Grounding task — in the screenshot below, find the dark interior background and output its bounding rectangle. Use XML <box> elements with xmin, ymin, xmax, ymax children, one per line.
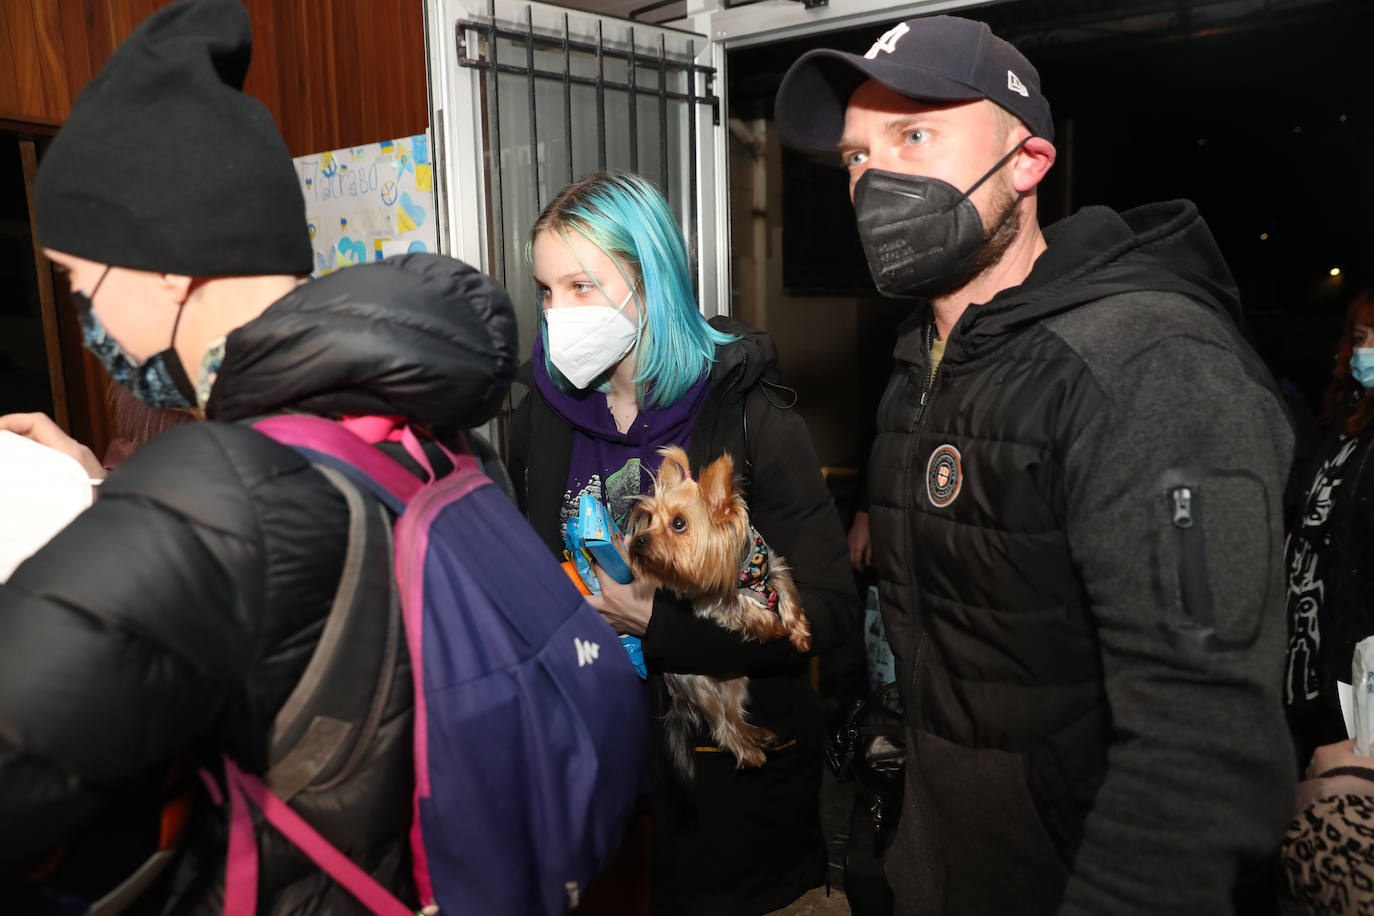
<box><xmin>0</xmin><ymin>135</ymin><xmax>52</xmax><ymax>419</ymax></box>
<box><xmin>729</xmin><ymin>0</ymin><xmax>1373</xmax><ymax>415</ymax></box>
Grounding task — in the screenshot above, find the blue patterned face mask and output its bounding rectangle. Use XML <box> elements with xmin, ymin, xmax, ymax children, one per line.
<box><xmin>1352</xmin><ymin>348</ymin><xmax>1374</xmax><ymax>390</ymax></box>
<box><xmin>72</xmin><ymin>266</ymin><xmax>198</xmax><ymax>409</ymax></box>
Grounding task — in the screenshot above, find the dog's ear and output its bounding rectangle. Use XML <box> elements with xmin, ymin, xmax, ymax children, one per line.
<box><xmin>655</xmin><ymin>445</ymin><xmax>690</xmax><ymax>487</ymax></box>
<box><xmin>698</xmin><ymin>453</ymin><xmax>738</xmax><ymax>518</ymax></box>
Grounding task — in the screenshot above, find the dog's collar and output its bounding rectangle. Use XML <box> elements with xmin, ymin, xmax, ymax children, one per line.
<box><xmin>737</xmin><ymin>526</ymin><xmax>778</xmax><ymax>614</ymax></box>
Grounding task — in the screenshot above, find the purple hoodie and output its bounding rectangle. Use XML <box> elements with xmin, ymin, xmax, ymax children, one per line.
<box><xmin>531</xmin><ymin>334</ymin><xmax>709</xmax><ymax>532</ymax></box>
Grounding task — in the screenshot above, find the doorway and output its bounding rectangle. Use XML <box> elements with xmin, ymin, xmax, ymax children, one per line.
<box><xmin>0</xmin><ymin>126</ymin><xmax>110</xmax><ymax>455</ymax></box>
<box><xmin>0</xmin><ymin>133</ymin><xmax>55</xmax><ymax>418</ymax></box>
<box><xmin>724</xmin><ymin>0</ymin><xmax>1374</xmax><ymax>472</ymax></box>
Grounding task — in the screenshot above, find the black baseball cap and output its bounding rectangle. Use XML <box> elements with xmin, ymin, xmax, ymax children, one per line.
<box><xmin>774</xmin><ymin>15</ymin><xmax>1053</xmax><ymax>150</ymax></box>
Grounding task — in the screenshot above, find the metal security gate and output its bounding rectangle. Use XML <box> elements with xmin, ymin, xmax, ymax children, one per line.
<box><xmin>456</xmin><ymin>4</ymin><xmax>719</xmax><ymax>289</ymax></box>
<box><xmin>425</xmin><ymin>0</ymin><xmax>981</xmax><ymax>338</ymax></box>
<box><xmin>425</xmin><ymin>0</ymin><xmax>722</xmax><ymax>369</ymax></box>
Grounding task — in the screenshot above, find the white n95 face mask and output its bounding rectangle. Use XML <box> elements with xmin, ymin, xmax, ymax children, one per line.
<box><xmin>545</xmin><ymin>288</ymin><xmax>639</xmax><ymax>389</ymax></box>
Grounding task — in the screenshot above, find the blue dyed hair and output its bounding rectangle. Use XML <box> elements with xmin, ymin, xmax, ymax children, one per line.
<box><xmin>529</xmin><ymin>171</ymin><xmax>734</xmax><ymax>408</ymax></box>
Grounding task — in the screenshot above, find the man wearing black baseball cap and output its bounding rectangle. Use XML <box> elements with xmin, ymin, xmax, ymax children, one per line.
<box><xmin>777</xmin><ymin>15</ymin><xmax>1295</xmax><ymax>916</ymax></box>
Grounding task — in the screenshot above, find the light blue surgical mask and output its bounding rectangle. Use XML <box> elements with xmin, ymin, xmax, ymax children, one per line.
<box><xmin>1352</xmin><ymin>348</ymin><xmax>1374</xmax><ymax>390</ymax></box>
<box><xmin>73</xmin><ymin>266</ymin><xmax>198</xmax><ymax>409</ymax></box>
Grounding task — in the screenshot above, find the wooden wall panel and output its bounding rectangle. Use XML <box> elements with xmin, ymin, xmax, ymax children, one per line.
<box><xmin>32</xmin><ymin>1</ymin><xmax>71</xmax><ymax>114</ymax></box>
<box><xmin>241</xmin><ymin>0</ymin><xmax>430</xmax><ymax>155</ymax></box>
<box><xmin>0</xmin><ymin>0</ymin><xmax>428</xmax><ymax>154</ymax></box>
<box><xmin>1</xmin><ymin>0</ymin><xmax>428</xmax><ymax>449</ymax></box>
<box><xmin>7</xmin><ymin>2</ymin><xmax>47</xmax><ymax>115</ymax></box>
<box><xmin>0</xmin><ymin>11</ymin><xmax>19</xmax><ymax>120</ymax></box>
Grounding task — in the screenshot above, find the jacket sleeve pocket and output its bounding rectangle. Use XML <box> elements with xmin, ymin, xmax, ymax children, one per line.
<box><xmin>1150</xmin><ymin>466</ymin><xmax>1271</xmax><ymax>651</ymax></box>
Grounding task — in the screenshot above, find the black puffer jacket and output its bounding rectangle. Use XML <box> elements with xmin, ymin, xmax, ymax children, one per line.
<box><xmin>508</xmin><ymin>318</ymin><xmax>857</xmax><ymax>915</ymax></box>
<box><xmin>0</xmin><ymin>254</ymin><xmax>516</xmax><ymax>913</ymax></box>
<box><xmin>868</xmin><ymin>203</ymin><xmax>1295</xmax><ymax>915</ymax></box>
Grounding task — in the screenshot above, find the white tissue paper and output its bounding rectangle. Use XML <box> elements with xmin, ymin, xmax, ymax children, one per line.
<box><xmin>1353</xmin><ymin>636</ymin><xmax>1374</xmax><ymax>756</ymax></box>
<box><xmin>0</xmin><ymin>430</ymin><xmax>94</xmax><ymax>582</ymax></box>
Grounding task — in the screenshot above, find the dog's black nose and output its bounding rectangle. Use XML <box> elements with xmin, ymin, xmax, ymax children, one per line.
<box><xmin>633</xmin><ymin>533</ymin><xmax>651</xmax><ymax>552</ymax></box>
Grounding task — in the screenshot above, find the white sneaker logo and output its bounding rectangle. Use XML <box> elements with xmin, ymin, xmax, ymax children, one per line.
<box><xmin>1007</xmin><ymin>70</ymin><xmax>1029</xmax><ymax>98</ymax></box>
<box><xmin>865</xmin><ymin>22</ymin><xmax>910</xmax><ymax>60</ymax></box>
<box><xmin>575</xmin><ymin>637</ymin><xmax>600</xmax><ymax>667</ymax></box>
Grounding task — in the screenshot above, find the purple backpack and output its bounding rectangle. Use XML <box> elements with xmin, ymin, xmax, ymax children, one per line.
<box><xmin>211</xmin><ymin>415</ymin><xmax>648</xmax><ymax>915</ymax></box>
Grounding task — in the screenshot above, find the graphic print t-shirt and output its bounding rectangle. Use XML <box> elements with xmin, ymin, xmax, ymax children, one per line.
<box><xmin>1287</xmin><ymin>430</ymin><xmax>1365</xmax><ymax>712</ymax></box>
<box><xmin>530</xmin><ymin>335</ymin><xmax>710</xmax><ymax>534</ymax></box>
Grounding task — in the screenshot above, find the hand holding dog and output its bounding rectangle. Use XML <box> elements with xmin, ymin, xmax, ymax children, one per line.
<box><xmin>587</xmin><ymin>563</ymin><xmax>657</xmax><ymax>636</ymax></box>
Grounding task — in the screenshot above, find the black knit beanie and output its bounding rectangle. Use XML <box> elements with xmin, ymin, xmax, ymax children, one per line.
<box><xmin>33</xmin><ymin>0</ymin><xmax>312</xmax><ymax>277</ymax></box>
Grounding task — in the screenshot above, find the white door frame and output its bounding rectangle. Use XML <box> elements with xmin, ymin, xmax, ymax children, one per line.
<box><xmin>422</xmin><ymin>0</ymin><xmax>998</xmax><ymax>320</ymax></box>
<box><xmin>679</xmin><ymin>0</ymin><xmax>1003</xmax><ymax>49</ymax></box>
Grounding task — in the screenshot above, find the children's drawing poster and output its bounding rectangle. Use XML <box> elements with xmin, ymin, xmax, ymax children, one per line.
<box><xmin>294</xmin><ymin>133</ymin><xmax>437</xmax><ymax>277</ymax></box>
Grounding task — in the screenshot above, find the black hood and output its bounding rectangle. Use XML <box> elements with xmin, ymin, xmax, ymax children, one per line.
<box><xmin>954</xmin><ymin>200</ymin><xmax>1242</xmax><ymax>359</ymax></box>
<box><xmin>708</xmin><ymin>315</ymin><xmax>781</xmax><ymax>393</ymax></box>
<box><xmin>207</xmin><ymin>253</ymin><xmax>518</xmax><ymax>434</ymax></box>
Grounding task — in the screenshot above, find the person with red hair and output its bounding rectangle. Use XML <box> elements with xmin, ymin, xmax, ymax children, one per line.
<box><xmin>1287</xmin><ymin>289</ymin><xmax>1374</xmax><ymax>764</ymax></box>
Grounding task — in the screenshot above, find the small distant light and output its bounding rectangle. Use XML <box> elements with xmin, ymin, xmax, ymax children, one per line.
<box><xmin>1331</xmin><ymin>267</ymin><xmax>1342</xmax><ymax>277</ymax></box>
<box><xmin>1196</xmin><ymin>138</ymin><xmax>1206</xmax><ymax>146</ymax></box>
<box><xmin>1293</xmin><ymin>125</ymin><xmax>1303</xmax><ymax>134</ymax></box>
<box><xmin>1260</xmin><ymin>233</ymin><xmax>1269</xmax><ymax>240</ymax></box>
<box><xmin>1340</xmin><ymin>114</ymin><xmax>1348</xmax><ymax>122</ymax></box>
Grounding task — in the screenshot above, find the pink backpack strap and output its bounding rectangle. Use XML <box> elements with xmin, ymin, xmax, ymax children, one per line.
<box><xmin>339</xmin><ymin>415</ymin><xmax>407</xmax><ymax>444</ymax></box>
<box><xmin>221</xmin><ymin>758</ymin><xmax>415</xmax><ymax>916</ymax></box>
<box><xmin>253</xmin><ymin>415</ymin><xmax>424</xmax><ymax>507</ymax></box>
<box><xmin>341</xmin><ymin>416</ymin><xmax>438</xmax><ymax>481</ymax></box>
<box><xmin>256</xmin><ymin>415</ymin><xmax>480</xmax><ymax>509</ymax></box>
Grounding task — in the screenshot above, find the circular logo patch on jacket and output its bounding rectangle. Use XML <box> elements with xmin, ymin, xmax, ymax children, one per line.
<box><xmin>926</xmin><ymin>445</ymin><xmax>963</xmax><ymax>508</ymax></box>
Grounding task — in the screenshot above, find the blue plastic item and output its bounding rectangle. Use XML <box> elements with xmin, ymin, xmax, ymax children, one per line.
<box><xmin>563</xmin><ymin>495</ymin><xmax>646</xmax><ymax>679</ymax></box>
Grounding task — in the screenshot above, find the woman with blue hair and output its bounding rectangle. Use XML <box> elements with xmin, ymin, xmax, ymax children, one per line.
<box><xmin>508</xmin><ymin>172</ymin><xmax>857</xmax><ymax>914</ymax></box>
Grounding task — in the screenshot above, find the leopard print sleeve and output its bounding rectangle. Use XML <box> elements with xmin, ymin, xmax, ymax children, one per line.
<box><xmin>1283</xmin><ymin>789</ymin><xmax>1374</xmax><ymax>914</ymax></box>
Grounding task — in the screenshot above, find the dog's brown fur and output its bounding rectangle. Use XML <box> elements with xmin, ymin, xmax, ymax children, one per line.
<box><xmin>627</xmin><ymin>446</ymin><xmax>810</xmax><ymax>781</ymax></box>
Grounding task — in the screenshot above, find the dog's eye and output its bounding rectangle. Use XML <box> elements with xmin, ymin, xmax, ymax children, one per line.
<box><xmin>671</xmin><ymin>515</ymin><xmax>687</xmax><ymax>532</ymax></box>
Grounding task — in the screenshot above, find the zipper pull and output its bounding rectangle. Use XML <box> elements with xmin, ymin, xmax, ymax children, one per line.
<box><xmin>1171</xmin><ymin>487</ymin><xmax>1193</xmax><ymax>528</ymax></box>
<box><xmin>915</xmin><ymin>389</ymin><xmax>930</xmax><ymax>424</ymax></box>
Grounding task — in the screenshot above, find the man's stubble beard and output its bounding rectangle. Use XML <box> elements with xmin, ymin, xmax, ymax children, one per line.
<box><xmin>970</xmin><ymin>177</ymin><xmax>1022</xmax><ymax>281</ymax></box>
<box><xmin>926</xmin><ymin>175</ymin><xmax>1022</xmax><ymax>301</ymax></box>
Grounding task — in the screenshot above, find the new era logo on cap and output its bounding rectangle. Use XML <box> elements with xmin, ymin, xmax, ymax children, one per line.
<box><xmin>1007</xmin><ymin>70</ymin><xmax>1029</xmax><ymax>98</ymax></box>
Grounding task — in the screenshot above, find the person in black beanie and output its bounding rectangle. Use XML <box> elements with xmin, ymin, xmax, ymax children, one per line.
<box><xmin>0</xmin><ymin>0</ymin><xmax>517</xmax><ymax>912</ymax></box>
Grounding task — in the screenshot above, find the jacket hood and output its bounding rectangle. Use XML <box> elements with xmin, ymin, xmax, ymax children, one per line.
<box><xmin>207</xmin><ymin>253</ymin><xmax>518</xmax><ymax>433</ymax></box>
<box><xmin>708</xmin><ymin>315</ymin><xmax>780</xmax><ymax>394</ymax></box>
<box><xmin>955</xmin><ymin>200</ymin><xmax>1242</xmax><ymax>358</ymax></box>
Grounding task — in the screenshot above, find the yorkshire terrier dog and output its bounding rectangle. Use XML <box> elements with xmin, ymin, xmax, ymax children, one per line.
<box><xmin>627</xmin><ymin>445</ymin><xmax>810</xmax><ymax>781</ymax></box>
